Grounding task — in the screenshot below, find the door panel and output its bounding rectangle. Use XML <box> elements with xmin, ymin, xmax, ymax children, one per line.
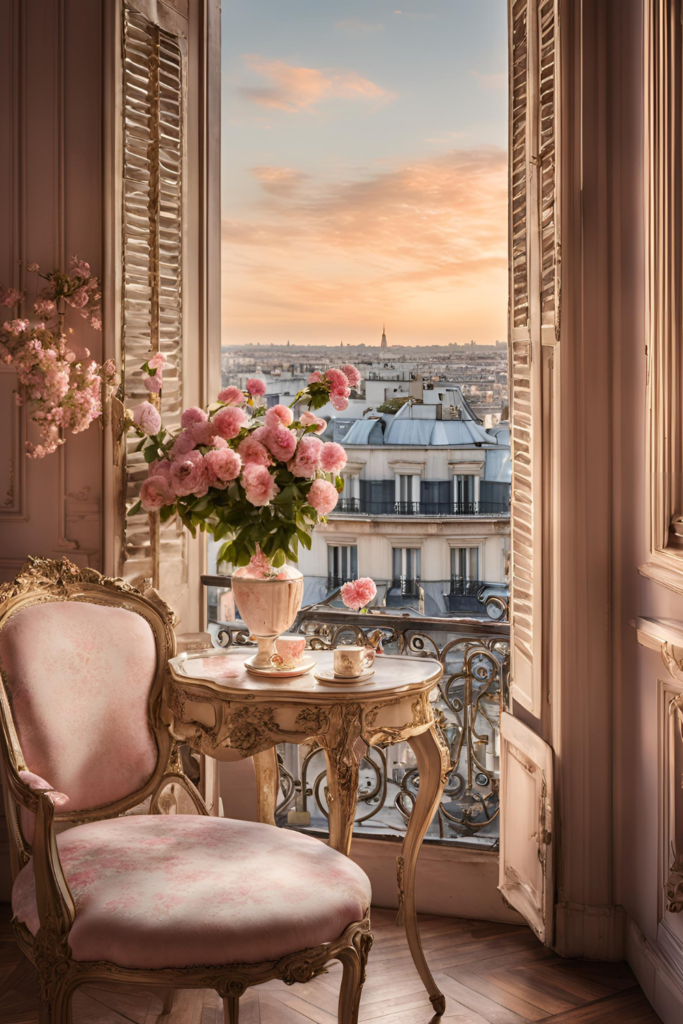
<box><xmin>499</xmin><ymin>710</ymin><xmax>554</xmax><ymax>944</ymax></box>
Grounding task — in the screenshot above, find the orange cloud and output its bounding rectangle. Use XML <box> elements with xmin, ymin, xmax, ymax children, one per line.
<box><xmin>251</xmin><ymin>166</ymin><xmax>308</xmax><ymax>197</ymax></box>
<box><xmin>240</xmin><ymin>55</ymin><xmax>393</xmax><ymax>112</ymax></box>
<box><xmin>222</xmin><ymin>147</ymin><xmax>507</xmax><ymax>345</ymax></box>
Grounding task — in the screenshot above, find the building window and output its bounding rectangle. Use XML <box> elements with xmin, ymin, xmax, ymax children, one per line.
<box><xmin>328</xmin><ymin>545</ymin><xmax>358</xmax><ymax>588</ymax></box>
<box><xmin>393</xmin><ymin>547</ymin><xmax>421</xmax><ymax>581</ymax></box>
<box><xmin>454</xmin><ymin>474</ymin><xmax>479</xmax><ymax>512</ymax></box>
<box><xmin>451</xmin><ymin>547</ymin><xmax>480</xmax><ymax>594</ymax></box>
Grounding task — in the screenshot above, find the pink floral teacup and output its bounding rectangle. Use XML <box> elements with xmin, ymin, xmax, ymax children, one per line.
<box><xmin>271</xmin><ymin>634</ymin><xmax>307</xmax><ymax>670</ymax></box>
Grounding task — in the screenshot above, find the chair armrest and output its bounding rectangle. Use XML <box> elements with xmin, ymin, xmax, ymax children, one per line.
<box><xmin>3</xmin><ymin>766</ymin><xmax>75</xmax><ymax>938</ymax></box>
<box><xmin>18</xmin><ymin>771</ymin><xmax>69</xmax><ymax>808</ymax></box>
<box><xmin>28</xmin><ymin>782</ymin><xmax>76</xmax><ymax>939</ymax></box>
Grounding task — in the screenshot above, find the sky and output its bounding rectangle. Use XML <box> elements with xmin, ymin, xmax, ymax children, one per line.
<box><xmin>221</xmin><ymin>1</ymin><xmax>508</xmax><ymax>348</ymax></box>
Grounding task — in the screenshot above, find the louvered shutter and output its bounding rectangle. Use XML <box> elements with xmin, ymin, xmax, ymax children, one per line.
<box><xmin>121</xmin><ymin>7</ymin><xmax>185</xmax><ymax>582</ymax></box>
<box><xmin>508</xmin><ymin>0</ymin><xmax>560</xmax><ymax>715</ymax></box>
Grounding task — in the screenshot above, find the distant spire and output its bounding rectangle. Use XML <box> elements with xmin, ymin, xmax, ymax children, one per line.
<box><xmin>381</xmin><ymin>323</ymin><xmax>388</xmax><ymax>349</ymax></box>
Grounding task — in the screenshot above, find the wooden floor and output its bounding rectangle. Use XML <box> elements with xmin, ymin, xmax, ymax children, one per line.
<box><xmin>0</xmin><ymin>904</ymin><xmax>661</xmax><ymax>1024</ymax></box>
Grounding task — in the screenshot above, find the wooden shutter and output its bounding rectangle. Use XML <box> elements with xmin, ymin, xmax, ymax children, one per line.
<box><xmin>508</xmin><ymin>0</ymin><xmax>560</xmax><ymax>715</ymax></box>
<box><xmin>121</xmin><ymin>7</ymin><xmax>184</xmax><ymax>581</ymax></box>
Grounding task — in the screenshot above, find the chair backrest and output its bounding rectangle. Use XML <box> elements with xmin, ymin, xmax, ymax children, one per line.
<box><xmin>0</xmin><ymin>559</ymin><xmax>176</xmax><ymax>834</ymax></box>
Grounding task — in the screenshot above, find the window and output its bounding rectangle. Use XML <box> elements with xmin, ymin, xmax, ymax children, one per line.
<box><xmin>454</xmin><ymin>474</ymin><xmax>477</xmax><ymax>511</ymax></box>
<box><xmin>328</xmin><ymin>545</ymin><xmax>358</xmax><ymax>587</ymax></box>
<box><xmin>451</xmin><ymin>546</ymin><xmax>480</xmax><ymax>582</ymax></box>
<box><xmin>393</xmin><ymin>547</ymin><xmax>421</xmax><ymax>581</ymax></box>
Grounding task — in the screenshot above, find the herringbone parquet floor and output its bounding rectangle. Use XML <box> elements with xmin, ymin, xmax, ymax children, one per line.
<box><xmin>0</xmin><ymin>904</ymin><xmax>661</xmax><ymax>1024</ymax></box>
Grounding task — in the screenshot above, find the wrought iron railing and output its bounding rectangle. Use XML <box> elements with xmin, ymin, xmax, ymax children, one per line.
<box><xmin>333</xmin><ymin>499</ymin><xmax>509</xmax><ymax>517</ymax></box>
<box><xmin>327</xmin><ymin>574</ymin><xmax>356</xmax><ymax>589</ymax></box>
<box><xmin>211</xmin><ymin>602</ymin><xmax>509</xmax><ymax>850</ymax></box>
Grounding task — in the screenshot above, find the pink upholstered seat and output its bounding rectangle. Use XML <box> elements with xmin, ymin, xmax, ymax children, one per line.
<box><xmin>12</xmin><ymin>814</ymin><xmax>371</xmax><ymax>970</ymax></box>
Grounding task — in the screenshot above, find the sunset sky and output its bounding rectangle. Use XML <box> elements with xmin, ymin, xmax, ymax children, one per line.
<box><xmin>221</xmin><ymin>1</ymin><xmax>508</xmax><ymax>347</ymax></box>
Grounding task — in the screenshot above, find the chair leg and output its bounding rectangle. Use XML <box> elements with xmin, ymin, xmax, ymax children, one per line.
<box><xmin>223</xmin><ymin>994</ymin><xmax>239</xmax><ymax>1023</ymax></box>
<box><xmin>160</xmin><ymin>987</ymin><xmax>175</xmax><ymax>1014</ymax></box>
<box><xmin>38</xmin><ymin>981</ymin><xmax>73</xmax><ymax>1024</ymax></box>
<box><xmin>337</xmin><ymin>950</ymin><xmax>363</xmax><ymax>1024</ymax></box>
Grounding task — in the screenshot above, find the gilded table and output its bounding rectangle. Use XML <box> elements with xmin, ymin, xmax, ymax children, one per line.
<box><xmin>166</xmin><ymin>647</ymin><xmax>449</xmax><ymax>1016</ymax></box>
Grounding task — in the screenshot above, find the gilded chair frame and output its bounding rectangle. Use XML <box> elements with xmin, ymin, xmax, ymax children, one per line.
<box><xmin>0</xmin><ymin>558</ymin><xmax>372</xmax><ymax>1024</ymax></box>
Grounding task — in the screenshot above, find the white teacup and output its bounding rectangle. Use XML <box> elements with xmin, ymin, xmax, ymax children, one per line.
<box><xmin>271</xmin><ymin>633</ymin><xmax>306</xmax><ymax>670</ymax></box>
<box><xmin>333</xmin><ymin>645</ymin><xmax>376</xmax><ymax>679</ymax></box>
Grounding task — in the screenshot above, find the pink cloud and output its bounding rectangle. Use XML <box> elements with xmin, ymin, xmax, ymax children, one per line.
<box><xmin>240</xmin><ymin>55</ymin><xmax>394</xmax><ymax>112</ymax></box>
<box><xmin>222</xmin><ymin>146</ymin><xmax>507</xmax><ymax>344</ymax></box>
<box><xmin>471</xmin><ymin>70</ymin><xmax>507</xmax><ymax>93</ymax></box>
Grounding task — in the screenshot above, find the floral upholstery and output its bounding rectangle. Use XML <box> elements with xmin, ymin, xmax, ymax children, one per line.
<box><xmin>12</xmin><ymin>815</ymin><xmax>372</xmax><ymax>969</ymax></box>
<box><xmin>0</xmin><ymin>601</ymin><xmax>158</xmax><ymax>814</ymax></box>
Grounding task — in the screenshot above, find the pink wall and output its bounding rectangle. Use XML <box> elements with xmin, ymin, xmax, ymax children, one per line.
<box><xmin>0</xmin><ymin>0</ymin><xmax>106</xmax><ymax>901</ymax></box>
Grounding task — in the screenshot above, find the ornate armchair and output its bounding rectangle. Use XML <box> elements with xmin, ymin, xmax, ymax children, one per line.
<box><xmin>0</xmin><ymin>558</ymin><xmax>372</xmax><ymax>1024</ymax></box>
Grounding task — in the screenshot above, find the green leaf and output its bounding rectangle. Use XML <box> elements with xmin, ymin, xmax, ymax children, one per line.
<box><xmin>127</xmin><ymin>499</ymin><xmax>142</xmax><ymax>517</ymax></box>
<box><xmin>271</xmin><ymin>549</ymin><xmax>286</xmax><ymax>568</ymax></box>
<box><xmin>296</xmin><ymin>528</ymin><xmax>312</xmax><ymax>550</ymax></box>
<box><xmin>143</xmin><ymin>446</ymin><xmax>160</xmax><ymax>464</ymax></box>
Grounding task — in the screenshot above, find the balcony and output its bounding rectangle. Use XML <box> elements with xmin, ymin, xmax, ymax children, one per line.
<box><xmin>207</xmin><ymin>596</ymin><xmax>509</xmax><ymax>852</ymax></box>
<box><xmin>334</xmin><ymin>498</ymin><xmax>509</xmax><ymax>517</ymax></box>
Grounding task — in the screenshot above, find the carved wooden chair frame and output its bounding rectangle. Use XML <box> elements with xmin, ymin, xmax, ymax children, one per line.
<box><xmin>0</xmin><ymin>558</ymin><xmax>372</xmax><ymax>1024</ymax></box>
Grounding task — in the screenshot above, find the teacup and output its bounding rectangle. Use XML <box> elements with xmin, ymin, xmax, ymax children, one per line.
<box><xmin>333</xmin><ymin>645</ymin><xmax>376</xmax><ymax>679</ymax></box>
<box><xmin>271</xmin><ymin>633</ymin><xmax>306</xmax><ymax>670</ymax></box>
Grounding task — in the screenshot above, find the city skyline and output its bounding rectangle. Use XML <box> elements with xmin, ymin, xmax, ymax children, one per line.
<box><xmin>221</xmin><ymin>1</ymin><xmax>508</xmax><ymax>348</ymax></box>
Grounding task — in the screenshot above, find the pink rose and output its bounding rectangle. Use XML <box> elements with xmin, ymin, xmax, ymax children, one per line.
<box><xmin>132</xmin><ymin>401</ymin><xmax>161</xmax><ymax>435</ymax></box>
<box><xmin>246</xmin><ymin>378</ymin><xmax>267</xmax><ymax>396</ymax></box>
<box><xmin>69</xmin><ymin>256</ymin><xmax>91</xmax><ymax>278</ymax></box>
<box><xmin>149</xmin><ymin>352</ymin><xmax>167</xmax><ymax>370</ymax></box>
<box><xmin>307</xmin><ymin>478</ymin><xmax>339</xmax><ymax>515</ymax></box>
<box><xmin>90</xmin><ymin>316</ymin><xmax>102</xmax><ymax>331</ymax></box>
<box><xmin>144</xmin><ymin>374</ymin><xmax>162</xmax><ymax>394</ymax></box>
<box><xmin>263</xmin><ymin>423</ymin><xmax>297</xmax><ymax>462</ymax></box>
<box><xmin>237</xmin><ymin>436</ymin><xmax>271</xmax><ymax>466</ymax></box>
<box><xmin>324</xmin><ymin>368</ymin><xmax>350</xmax><ymax>391</ymax></box>
<box><xmin>300</xmin><ymin>410</ymin><xmax>327</xmax><ymax>434</ymax></box>
<box><xmin>171</xmin><ymin>430</ymin><xmax>196</xmax><ymax>458</ymax></box>
<box><xmin>190</xmin><ymin>421</ymin><xmax>218</xmax><ymax>446</ymax></box>
<box><xmin>340</xmin><ymin>364</ymin><xmax>361</xmax><ymax>388</ymax></box>
<box><xmin>170</xmin><ymin>450</ymin><xmax>208</xmax><ymax>497</ymax></box>
<box><xmin>320</xmin><ymin>441</ymin><xmax>347</xmax><ymax>473</ymax></box>
<box><xmin>181</xmin><ymin>406</ymin><xmax>207</xmax><ymax>428</ymax></box>
<box><xmin>217</xmin><ymin>386</ymin><xmax>246</xmax><ymax>406</ymax></box>
<box><xmin>212</xmin><ymin>436</ymin><xmax>228</xmax><ymax>449</ymax></box>
<box><xmin>330</xmin><ymin>391</ymin><xmax>349</xmax><ymax>411</ymax></box>
<box><xmin>308</xmin><ymin>371</ymin><xmax>322</xmax><ymax>384</ymax></box>
<box><xmin>140</xmin><ymin>475</ymin><xmax>175</xmax><ymax>511</ymax></box>
<box><xmin>289</xmin><ymin>436</ymin><xmax>323</xmax><ymax>478</ymax></box>
<box><xmin>205</xmin><ymin>448</ymin><xmax>242</xmax><ymax>488</ymax></box>
<box><xmin>69</xmin><ymin>287</ymin><xmax>89</xmax><ymax>309</ymax></box>
<box><xmin>149</xmin><ymin>458</ymin><xmax>172</xmax><ymax>479</ymax></box>
<box><xmin>340</xmin><ymin>577</ymin><xmax>377</xmax><ymax>611</ymax></box>
<box><xmin>265</xmin><ymin>404</ymin><xmax>294</xmax><ymax>428</ymax></box>
<box><xmin>241</xmin><ymin>464</ymin><xmax>279</xmax><ymax>506</ymax></box>
<box><xmin>213</xmin><ymin>406</ymin><xmax>248</xmax><ymax>439</ymax></box>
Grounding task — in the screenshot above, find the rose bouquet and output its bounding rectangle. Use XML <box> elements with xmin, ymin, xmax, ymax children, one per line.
<box><xmin>128</xmin><ymin>362</ymin><xmax>362</xmax><ymax>569</ymax></box>
<box><xmin>0</xmin><ymin>258</ymin><xmax>114</xmax><ymax>458</ymax></box>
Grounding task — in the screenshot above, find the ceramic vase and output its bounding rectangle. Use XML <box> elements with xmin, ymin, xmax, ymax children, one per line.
<box><xmin>231</xmin><ymin>569</ymin><xmax>304</xmax><ymax>668</ymax></box>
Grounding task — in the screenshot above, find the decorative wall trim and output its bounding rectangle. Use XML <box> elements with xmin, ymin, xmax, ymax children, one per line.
<box><xmin>639</xmin><ymin>560</ymin><xmax>683</xmax><ymax>598</ymax></box>
<box><xmin>554</xmin><ymin>902</ymin><xmax>626</xmax><ymax>960</ymax></box>
<box><xmin>627</xmin><ymin>916</ymin><xmax>683</xmax><ymax>1024</ymax></box>
<box><xmin>644</xmin><ymin>0</ymin><xmax>683</xmax><ymax>582</ymax></box>
<box><xmin>0</xmin><ymin>368</ymin><xmax>26</xmax><ymax>521</ymax></box>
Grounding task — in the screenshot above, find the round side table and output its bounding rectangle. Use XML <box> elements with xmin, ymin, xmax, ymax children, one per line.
<box><xmin>166</xmin><ymin>647</ymin><xmax>449</xmax><ymax>1017</ymax></box>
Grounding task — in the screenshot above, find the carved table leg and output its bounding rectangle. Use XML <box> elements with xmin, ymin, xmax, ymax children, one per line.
<box><xmin>252</xmin><ymin>746</ymin><xmax>279</xmax><ymax>826</ymax></box>
<box><xmin>323</xmin><ymin>740</ymin><xmax>361</xmax><ymax>856</ymax></box>
<box><xmin>223</xmin><ymin>993</ymin><xmax>239</xmax><ymax>1023</ymax></box>
<box><xmin>401</xmin><ymin>725</ymin><xmax>450</xmax><ymax>1016</ymax></box>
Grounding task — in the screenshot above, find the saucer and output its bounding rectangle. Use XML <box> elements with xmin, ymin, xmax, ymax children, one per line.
<box><xmin>245</xmin><ymin>654</ymin><xmax>317</xmax><ymax>679</ymax></box>
<box><xmin>314</xmin><ymin>667</ymin><xmax>375</xmax><ymax>685</ymax></box>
